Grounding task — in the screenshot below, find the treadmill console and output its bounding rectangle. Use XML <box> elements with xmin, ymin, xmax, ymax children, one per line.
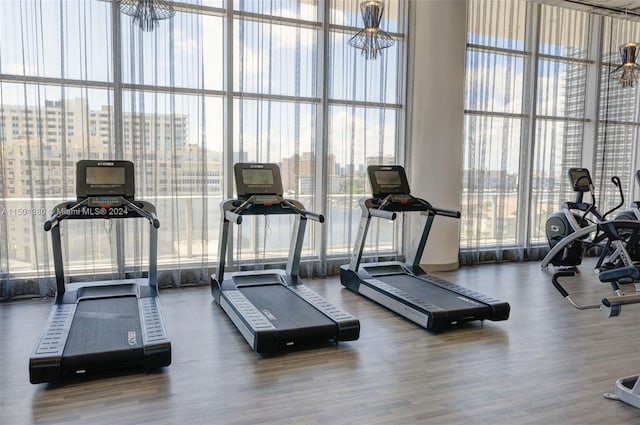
<box><xmin>568</xmin><ymin>168</ymin><xmax>592</xmax><ymax>193</ymax></box>
<box><xmin>367</xmin><ymin>165</ymin><xmax>411</xmax><ymax>199</ymax></box>
<box><xmin>76</xmin><ymin>160</ymin><xmax>135</xmax><ymax>207</ymax></box>
<box><xmin>234</xmin><ymin>163</ymin><xmax>284</xmax><ymax>202</ymax></box>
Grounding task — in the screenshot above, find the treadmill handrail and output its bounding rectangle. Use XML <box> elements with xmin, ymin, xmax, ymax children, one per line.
<box><xmin>282</xmin><ymin>199</ymin><xmax>324</xmax><ymax>223</ymax></box>
<box><xmin>44</xmin><ymin>198</ymin><xmax>89</xmax><ymax>231</ymax></box>
<box><xmin>45</xmin><ymin>197</ymin><xmax>160</xmax><ymax>299</ymax></box>
<box><xmin>370</xmin><ymin>208</ymin><xmax>396</xmax><ymax>220</ymax></box>
<box><xmin>225</xmin><ymin>210</ymin><xmax>243</xmax><ymax>225</ymax></box>
<box><xmin>347</xmin><ymin>195</ymin><xmax>460</xmax><ymax>272</ymax></box>
<box><xmin>121</xmin><ymin>198</ymin><xmax>160</xmax><ymax>229</ymax></box>
<box><xmin>375</xmin><ymin>194</ymin><xmax>462</xmax><ymax>217</ymax></box>
<box><xmin>432</xmin><ymin>207</ymin><xmax>461</xmax><ymax>219</ymax></box>
<box><xmin>214</xmin><ymin>195</ymin><xmax>322</xmax><ymax>284</ymax></box>
<box><xmin>45</xmin><ymin>197</ymin><xmax>160</xmax><ymax>230</ymax></box>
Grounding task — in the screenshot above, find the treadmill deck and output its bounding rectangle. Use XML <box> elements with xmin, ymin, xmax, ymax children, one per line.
<box><xmin>30</xmin><ymin>294</ymin><xmax>171</xmax><ymax>383</ymax></box>
<box><xmin>239</xmin><ymin>285</ymin><xmax>335</xmax><ymax>331</ymax></box>
<box><xmin>219</xmin><ymin>281</ymin><xmax>359</xmax><ymax>353</ymax></box>
<box><xmin>352</xmin><ymin>270</ymin><xmax>507</xmax><ymax>330</ymax></box>
<box><xmin>380</xmin><ymin>274</ymin><xmax>488</xmax><ymax>313</ymax></box>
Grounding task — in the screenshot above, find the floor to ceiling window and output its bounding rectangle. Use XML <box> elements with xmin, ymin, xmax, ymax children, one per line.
<box><xmin>596</xmin><ymin>17</ymin><xmax>640</xmax><ymax>211</ymax></box>
<box><xmin>0</xmin><ymin>0</ymin><xmax>407</xmax><ymax>298</ymax></box>
<box><xmin>463</xmin><ymin>0</ymin><xmax>640</xmax><ymax>263</ymax></box>
<box><xmin>463</xmin><ymin>0</ymin><xmax>529</xmax><ymax>262</ymax></box>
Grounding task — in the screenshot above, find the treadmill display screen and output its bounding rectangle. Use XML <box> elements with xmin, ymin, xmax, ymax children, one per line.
<box><xmin>76</xmin><ymin>160</ymin><xmax>135</xmax><ymax>199</ymax></box>
<box><xmin>86</xmin><ymin>166</ymin><xmax>126</xmax><ymax>186</ymax></box>
<box><xmin>368</xmin><ymin>165</ymin><xmax>411</xmax><ymax>198</ymax></box>
<box><xmin>234</xmin><ymin>163</ymin><xmax>284</xmax><ymax>199</ymax></box>
<box><xmin>374</xmin><ymin>170</ymin><xmax>402</xmax><ymax>190</ymax></box>
<box><xmin>242</xmin><ymin>169</ymin><xmax>275</xmax><ymax>186</ymax></box>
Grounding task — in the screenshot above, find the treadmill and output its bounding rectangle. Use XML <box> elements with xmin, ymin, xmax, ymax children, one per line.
<box><xmin>29</xmin><ymin>160</ymin><xmax>171</xmax><ymax>384</ymax></box>
<box><xmin>211</xmin><ymin>163</ymin><xmax>359</xmax><ymax>353</ymax></box>
<box><xmin>340</xmin><ymin>165</ymin><xmax>510</xmax><ymax>331</ymax></box>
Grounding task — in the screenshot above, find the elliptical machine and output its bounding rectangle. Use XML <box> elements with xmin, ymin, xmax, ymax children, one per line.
<box><xmin>543</xmin><ymin>167</ymin><xmax>624</xmax><ymax>269</ymax></box>
<box><xmin>616</xmin><ymin>170</ymin><xmax>640</xmax><ymax>221</ymax></box>
<box><xmin>550</xmin><ymin>220</ymin><xmax>640</xmax><ymax>408</ymax></box>
<box><xmin>612</xmin><ymin>170</ymin><xmax>640</xmax><ymax>263</ymax></box>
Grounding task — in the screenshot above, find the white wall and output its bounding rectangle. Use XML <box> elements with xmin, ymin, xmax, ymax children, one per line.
<box><xmin>407</xmin><ymin>0</ymin><xmax>466</xmax><ymax>271</ymax></box>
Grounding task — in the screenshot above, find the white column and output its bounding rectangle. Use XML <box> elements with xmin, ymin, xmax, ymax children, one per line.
<box><xmin>407</xmin><ymin>0</ymin><xmax>466</xmax><ymax>271</ymax></box>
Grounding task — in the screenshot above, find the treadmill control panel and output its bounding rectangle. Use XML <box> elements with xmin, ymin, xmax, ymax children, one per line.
<box><xmin>368</xmin><ymin>165</ymin><xmax>411</xmax><ymax>198</ymax></box>
<box><xmin>249</xmin><ymin>195</ymin><xmax>283</xmax><ymax>205</ymax></box>
<box><xmin>87</xmin><ymin>196</ymin><xmax>126</xmax><ymax>207</ymax></box>
<box><xmin>76</xmin><ymin>160</ymin><xmax>135</xmax><ymax>200</ymax></box>
<box><xmin>235</xmin><ymin>163</ymin><xmax>284</xmax><ymax>201</ymax></box>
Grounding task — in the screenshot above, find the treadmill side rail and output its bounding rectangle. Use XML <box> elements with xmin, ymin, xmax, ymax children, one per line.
<box><xmin>138</xmin><ymin>297</ymin><xmax>172</xmax><ymax>368</ymax></box>
<box><xmin>417</xmin><ymin>273</ymin><xmax>511</xmax><ymax>321</ymax></box>
<box><xmin>359</xmin><ymin>282</ymin><xmax>430</xmax><ymax>328</ymax></box>
<box><xmin>221</xmin><ymin>290</ymin><xmax>278</xmax><ymax>352</ymax></box>
<box><xmin>29</xmin><ymin>304</ymin><xmax>77</xmax><ymax>384</ymax></box>
<box><xmin>288</xmin><ymin>285</ymin><xmax>360</xmax><ymax>341</ymax></box>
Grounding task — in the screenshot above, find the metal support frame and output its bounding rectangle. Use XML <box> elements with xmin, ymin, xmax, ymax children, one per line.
<box><xmin>215</xmin><ymin>197</ymin><xmax>314</xmax><ymax>283</ymax></box>
<box><xmin>286</xmin><ymin>216</ymin><xmax>307</xmax><ymax>277</ymax></box>
<box><xmin>214</xmin><ymin>200</ymin><xmax>234</xmax><ymax>284</ymax></box>
<box><xmin>47</xmin><ymin>199</ymin><xmax>160</xmax><ymax>299</ymax></box>
<box><xmin>408</xmin><ymin>211</ymin><xmax>436</xmax><ymax>269</ymax></box>
<box><xmin>348</xmin><ymin>199</ymin><xmax>438</xmax><ymax>272</ymax></box>
<box><xmin>348</xmin><ymin>198</ymin><xmax>376</xmax><ymax>272</ymax></box>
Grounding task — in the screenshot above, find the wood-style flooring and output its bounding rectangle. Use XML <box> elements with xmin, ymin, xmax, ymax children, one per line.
<box><xmin>2</xmin><ymin>260</ymin><xmax>640</xmax><ymax>424</ymax></box>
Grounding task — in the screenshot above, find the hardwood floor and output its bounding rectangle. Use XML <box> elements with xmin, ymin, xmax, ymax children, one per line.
<box><xmin>2</xmin><ymin>260</ymin><xmax>640</xmax><ymax>424</ymax></box>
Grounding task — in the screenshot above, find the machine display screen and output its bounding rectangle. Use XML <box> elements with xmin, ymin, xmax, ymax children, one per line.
<box><xmin>86</xmin><ymin>166</ymin><xmax>126</xmax><ymax>186</ymax></box>
<box><xmin>374</xmin><ymin>170</ymin><xmax>402</xmax><ymax>190</ymax></box>
<box><xmin>234</xmin><ymin>163</ymin><xmax>284</xmax><ymax>198</ymax></box>
<box><xmin>76</xmin><ymin>160</ymin><xmax>135</xmax><ymax>199</ymax></box>
<box><xmin>242</xmin><ymin>169</ymin><xmax>275</xmax><ymax>186</ymax></box>
<box><xmin>368</xmin><ymin>165</ymin><xmax>410</xmax><ymax>197</ymax></box>
<box><xmin>569</xmin><ymin>168</ymin><xmax>591</xmax><ymax>192</ymax></box>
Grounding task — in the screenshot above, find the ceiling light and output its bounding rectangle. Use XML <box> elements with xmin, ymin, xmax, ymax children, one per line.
<box><xmin>119</xmin><ymin>0</ymin><xmax>176</xmax><ymax>32</ymax></box>
<box><xmin>348</xmin><ymin>0</ymin><xmax>395</xmax><ymax>60</ymax></box>
<box><xmin>611</xmin><ymin>42</ymin><xmax>640</xmax><ymax>88</ymax></box>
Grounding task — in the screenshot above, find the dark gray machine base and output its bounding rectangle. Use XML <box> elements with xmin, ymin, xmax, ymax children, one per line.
<box><xmin>29</xmin><ymin>282</ymin><xmax>171</xmax><ymax>384</ymax></box>
<box><xmin>213</xmin><ymin>272</ymin><xmax>359</xmax><ymax>354</ymax></box>
<box><xmin>340</xmin><ymin>264</ymin><xmax>510</xmax><ymax>331</ymax></box>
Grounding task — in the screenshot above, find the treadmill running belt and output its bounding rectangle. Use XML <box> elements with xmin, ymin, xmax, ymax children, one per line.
<box><xmin>379</xmin><ymin>274</ymin><xmax>491</xmax><ymax>313</ymax></box>
<box><xmin>63</xmin><ymin>297</ymin><xmax>144</xmax><ymax>369</ymax></box>
<box><xmin>239</xmin><ymin>285</ymin><xmax>335</xmax><ymax>331</ymax></box>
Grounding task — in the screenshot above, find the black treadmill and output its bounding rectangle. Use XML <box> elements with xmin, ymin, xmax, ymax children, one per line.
<box><xmin>29</xmin><ymin>160</ymin><xmax>171</xmax><ymax>384</ymax></box>
<box><xmin>211</xmin><ymin>163</ymin><xmax>359</xmax><ymax>353</ymax></box>
<box><xmin>340</xmin><ymin>165</ymin><xmax>510</xmax><ymax>331</ymax></box>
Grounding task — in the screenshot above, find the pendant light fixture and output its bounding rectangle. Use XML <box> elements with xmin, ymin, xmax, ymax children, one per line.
<box><xmin>610</xmin><ymin>42</ymin><xmax>640</xmax><ymax>88</ymax></box>
<box><xmin>348</xmin><ymin>0</ymin><xmax>395</xmax><ymax>60</ymax></box>
<box><xmin>119</xmin><ymin>0</ymin><xmax>176</xmax><ymax>32</ymax></box>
